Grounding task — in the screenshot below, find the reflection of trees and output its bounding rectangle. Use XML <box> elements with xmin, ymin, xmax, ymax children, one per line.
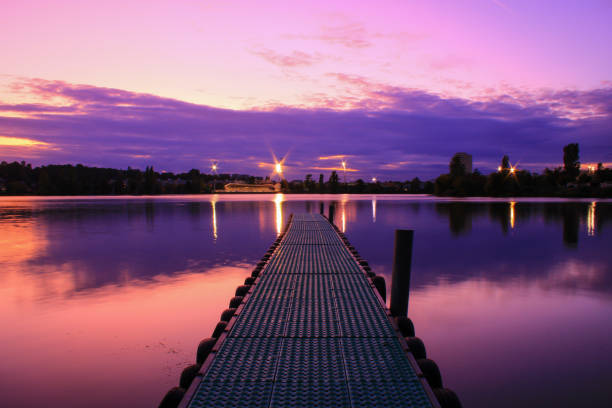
<box><xmin>188</xmin><ymin>202</ymin><xmax>202</xmax><ymax>219</ymax></box>
<box><xmin>596</xmin><ymin>203</ymin><xmax>612</xmax><ymax>234</ymax></box>
<box><xmin>145</xmin><ymin>201</ymin><xmax>155</xmax><ymax>227</ymax></box>
<box><xmin>488</xmin><ymin>203</ymin><xmax>510</xmax><ymax>233</ymax></box>
<box><xmin>562</xmin><ymin>205</ymin><xmax>579</xmax><ymax>248</ymax></box>
<box><xmin>435</xmin><ymin>203</ymin><xmax>485</xmax><ymax>236</ymax></box>
<box><xmin>541</xmin><ymin>203</ymin><xmax>584</xmax><ymax>248</ymax></box>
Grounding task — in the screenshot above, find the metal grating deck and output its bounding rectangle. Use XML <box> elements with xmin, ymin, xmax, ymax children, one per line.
<box><xmin>183</xmin><ymin>213</ymin><xmax>436</xmax><ymax>408</ymax></box>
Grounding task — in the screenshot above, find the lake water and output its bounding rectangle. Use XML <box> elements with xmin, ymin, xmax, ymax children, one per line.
<box><xmin>1</xmin><ymin>194</ymin><xmax>611</xmax><ymax>408</ymax></box>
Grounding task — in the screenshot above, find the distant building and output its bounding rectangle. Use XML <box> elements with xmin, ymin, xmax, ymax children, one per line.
<box><xmin>451</xmin><ymin>152</ymin><xmax>472</xmax><ymax>174</ymax></box>
<box><xmin>224</xmin><ymin>182</ymin><xmax>280</xmax><ymax>193</ymax></box>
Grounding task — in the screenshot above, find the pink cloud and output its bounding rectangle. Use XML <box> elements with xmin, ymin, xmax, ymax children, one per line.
<box><xmin>251</xmin><ymin>49</ymin><xmax>322</xmax><ymax>67</ymax></box>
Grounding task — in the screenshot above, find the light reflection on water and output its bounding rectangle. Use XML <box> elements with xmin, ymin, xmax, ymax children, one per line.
<box><xmin>210</xmin><ymin>195</ymin><xmax>218</xmax><ymax>241</ymax></box>
<box><xmin>274</xmin><ymin>193</ymin><xmax>283</xmax><ymax>236</ymax></box>
<box><xmin>588</xmin><ymin>201</ymin><xmax>596</xmax><ymax>236</ymax></box>
<box><xmin>0</xmin><ymin>195</ymin><xmax>611</xmax><ymax>408</ymax></box>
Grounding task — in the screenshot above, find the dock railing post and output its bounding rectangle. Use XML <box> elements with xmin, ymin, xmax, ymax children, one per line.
<box><xmin>329</xmin><ymin>203</ymin><xmax>335</xmax><ymax>224</ymax></box>
<box><xmin>320</xmin><ymin>202</ymin><xmax>324</xmax><ymax>215</ymax></box>
<box><xmin>390</xmin><ymin>229</ymin><xmax>414</xmax><ymax>317</ymax></box>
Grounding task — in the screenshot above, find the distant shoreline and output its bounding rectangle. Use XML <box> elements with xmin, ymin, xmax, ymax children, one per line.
<box><xmin>1</xmin><ymin>192</ymin><xmax>610</xmax><ymax>200</ymax></box>
<box><xmin>2</xmin><ymin>160</ymin><xmax>610</xmax><ymax>198</ymax></box>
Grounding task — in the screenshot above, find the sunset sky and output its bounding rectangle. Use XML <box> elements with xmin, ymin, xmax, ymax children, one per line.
<box><xmin>1</xmin><ymin>0</ymin><xmax>611</xmax><ymax>179</ymax></box>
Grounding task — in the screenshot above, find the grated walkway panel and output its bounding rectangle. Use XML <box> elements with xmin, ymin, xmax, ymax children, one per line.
<box><xmin>184</xmin><ymin>214</ymin><xmax>435</xmax><ymax>408</ymax></box>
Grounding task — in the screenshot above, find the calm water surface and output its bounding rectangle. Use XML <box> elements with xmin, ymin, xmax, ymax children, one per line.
<box><xmin>0</xmin><ymin>194</ymin><xmax>611</xmax><ymax>407</ymax></box>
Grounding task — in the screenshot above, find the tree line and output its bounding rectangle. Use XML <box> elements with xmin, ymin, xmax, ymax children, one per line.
<box><xmin>434</xmin><ymin>143</ymin><xmax>611</xmax><ymax>197</ymax></box>
<box><xmin>0</xmin><ymin>162</ymin><xmax>433</xmax><ymax>195</ymax></box>
<box><xmin>0</xmin><ymin>163</ymin><xmax>256</xmax><ymax>195</ymax></box>
<box><xmin>280</xmin><ymin>172</ymin><xmax>434</xmax><ymax>194</ymax></box>
<box><xmin>1</xmin><ymin>143</ymin><xmax>609</xmax><ymax>196</ymax></box>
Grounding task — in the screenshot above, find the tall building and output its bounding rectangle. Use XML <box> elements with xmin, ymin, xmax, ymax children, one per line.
<box><xmin>451</xmin><ymin>152</ymin><xmax>473</xmax><ymax>174</ymax></box>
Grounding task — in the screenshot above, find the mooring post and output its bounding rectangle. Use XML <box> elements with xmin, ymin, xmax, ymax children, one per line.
<box><xmin>328</xmin><ymin>203</ymin><xmax>335</xmax><ymax>224</ymax></box>
<box><xmin>320</xmin><ymin>202</ymin><xmax>324</xmax><ymax>215</ymax></box>
<box><xmin>390</xmin><ymin>229</ymin><xmax>414</xmax><ymax>317</ymax></box>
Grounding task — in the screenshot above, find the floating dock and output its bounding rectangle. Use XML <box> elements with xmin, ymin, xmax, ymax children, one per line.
<box><xmin>177</xmin><ymin>213</ymin><xmax>442</xmax><ymax>408</ymax></box>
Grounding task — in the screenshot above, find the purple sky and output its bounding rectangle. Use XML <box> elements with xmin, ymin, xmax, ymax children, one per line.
<box><xmin>1</xmin><ymin>0</ymin><xmax>611</xmax><ymax>180</ymax></box>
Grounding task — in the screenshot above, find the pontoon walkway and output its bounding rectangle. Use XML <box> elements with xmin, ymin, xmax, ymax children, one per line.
<box><xmin>179</xmin><ymin>213</ymin><xmax>440</xmax><ymax>408</ymax></box>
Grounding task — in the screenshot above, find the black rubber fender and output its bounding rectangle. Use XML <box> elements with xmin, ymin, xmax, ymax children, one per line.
<box><xmin>220</xmin><ymin>308</ymin><xmax>236</xmax><ymax>322</ymax></box>
<box><xmin>212</xmin><ymin>321</ymin><xmax>227</xmax><ymax>338</ymax></box>
<box><xmin>179</xmin><ymin>364</ymin><xmax>201</xmax><ymax>389</ymax></box>
<box><xmin>405</xmin><ymin>337</ymin><xmax>426</xmax><ymax>360</ymax></box>
<box><xmin>158</xmin><ymin>387</ymin><xmax>185</xmax><ymax>408</ymax></box>
<box><xmin>433</xmin><ymin>388</ymin><xmax>462</xmax><ymax>408</ymax></box>
<box><xmin>196</xmin><ymin>338</ymin><xmax>216</xmax><ymax>365</ymax></box>
<box><xmin>417</xmin><ymin>358</ymin><xmax>443</xmax><ymax>389</ymax></box>
<box><xmin>229</xmin><ymin>296</ymin><xmax>243</xmax><ymax>308</ymax></box>
<box><xmin>395</xmin><ymin>316</ymin><xmax>415</xmax><ymax>337</ymax></box>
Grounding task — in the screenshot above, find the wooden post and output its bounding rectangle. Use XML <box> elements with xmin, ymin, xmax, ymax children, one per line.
<box><xmin>320</xmin><ymin>202</ymin><xmax>324</xmax><ymax>215</ymax></box>
<box><xmin>329</xmin><ymin>204</ymin><xmax>335</xmax><ymax>224</ymax></box>
<box><xmin>390</xmin><ymin>229</ymin><xmax>414</xmax><ymax>317</ymax></box>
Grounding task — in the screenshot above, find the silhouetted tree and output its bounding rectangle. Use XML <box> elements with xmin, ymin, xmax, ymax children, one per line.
<box><xmin>328</xmin><ymin>171</ymin><xmax>339</xmax><ymax>193</ymax></box>
<box><xmin>144</xmin><ymin>166</ymin><xmax>158</xmax><ymax>194</ymax></box>
<box><xmin>501</xmin><ymin>155</ymin><xmax>510</xmax><ymax>171</ymax></box>
<box><xmin>317</xmin><ymin>174</ymin><xmax>324</xmax><ymax>193</ymax></box>
<box><xmin>563</xmin><ymin>143</ymin><xmax>580</xmax><ymax>180</ymax></box>
<box><xmin>304</xmin><ymin>174</ymin><xmax>314</xmax><ymax>192</ymax></box>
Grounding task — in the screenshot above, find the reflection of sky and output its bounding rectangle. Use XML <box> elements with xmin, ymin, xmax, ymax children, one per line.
<box><xmin>1</xmin><ymin>196</ymin><xmax>611</xmax><ymax>408</ymax></box>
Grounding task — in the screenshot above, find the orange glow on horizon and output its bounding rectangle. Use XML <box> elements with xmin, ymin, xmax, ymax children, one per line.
<box><xmin>0</xmin><ymin>136</ymin><xmax>50</xmax><ymax>147</ymax></box>
<box><xmin>318</xmin><ymin>155</ymin><xmax>351</xmax><ymax>160</ymax></box>
<box><xmin>311</xmin><ymin>166</ymin><xmax>358</xmax><ymax>172</ymax></box>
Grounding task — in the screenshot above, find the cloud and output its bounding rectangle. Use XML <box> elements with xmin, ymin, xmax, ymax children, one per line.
<box><xmin>1</xmin><ymin>78</ymin><xmax>611</xmax><ymax>179</ymax></box>
<box><xmin>492</xmin><ymin>0</ymin><xmax>514</xmax><ymax>14</ymax></box>
<box><xmin>251</xmin><ymin>48</ymin><xmax>322</xmax><ymax>67</ymax></box>
<box><xmin>318</xmin><ymin>155</ymin><xmax>353</xmax><ymax>160</ymax></box>
<box><xmin>311</xmin><ymin>166</ymin><xmax>358</xmax><ymax>172</ymax></box>
<box><xmin>285</xmin><ymin>22</ymin><xmax>372</xmax><ymax>49</ymax></box>
<box><xmin>318</xmin><ymin>23</ymin><xmax>371</xmax><ymax>48</ymax></box>
<box><xmin>0</xmin><ymin>135</ymin><xmax>50</xmax><ymax>147</ymax></box>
